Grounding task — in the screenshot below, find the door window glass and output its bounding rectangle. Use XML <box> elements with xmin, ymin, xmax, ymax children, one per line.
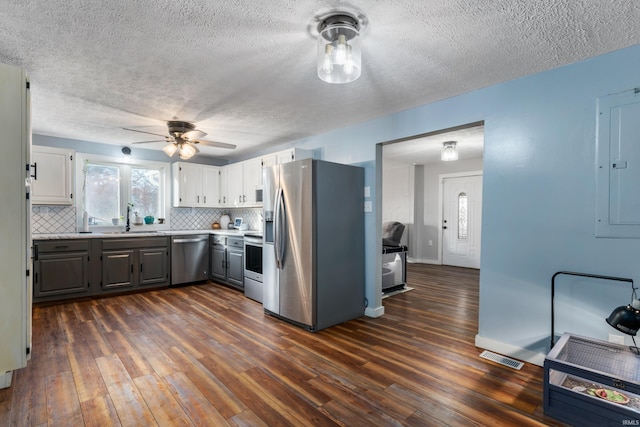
<box><xmin>458</xmin><ymin>192</ymin><xmax>468</xmax><ymax>240</ymax></box>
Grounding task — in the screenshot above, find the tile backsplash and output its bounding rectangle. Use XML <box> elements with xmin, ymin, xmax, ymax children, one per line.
<box><xmin>32</xmin><ymin>205</ymin><xmax>263</xmax><ymax>234</ymax></box>
<box><xmin>170</xmin><ymin>207</ymin><xmax>262</xmax><ymax>231</ymax></box>
<box><xmin>32</xmin><ymin>206</ymin><xmax>77</xmax><ymax>234</ymax></box>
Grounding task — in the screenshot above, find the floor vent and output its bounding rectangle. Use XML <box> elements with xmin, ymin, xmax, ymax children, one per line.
<box><xmin>479</xmin><ymin>350</ymin><xmax>524</xmax><ymax>370</ymax></box>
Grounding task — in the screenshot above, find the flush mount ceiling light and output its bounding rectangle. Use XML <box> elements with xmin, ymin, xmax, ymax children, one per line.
<box><xmin>441</xmin><ymin>141</ymin><xmax>458</xmax><ymax>161</ymax></box>
<box><xmin>317</xmin><ymin>13</ymin><xmax>363</xmax><ymax>84</ymax></box>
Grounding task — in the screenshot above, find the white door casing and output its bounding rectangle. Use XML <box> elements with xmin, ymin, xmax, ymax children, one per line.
<box><xmin>441</xmin><ymin>173</ymin><xmax>482</xmax><ymax>269</ymax></box>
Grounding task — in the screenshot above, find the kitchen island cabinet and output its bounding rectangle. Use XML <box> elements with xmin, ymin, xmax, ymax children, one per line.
<box><xmin>93</xmin><ymin>236</ymin><xmax>170</xmax><ymax>293</ymax></box>
<box><xmin>33</xmin><ymin>239</ymin><xmax>91</xmax><ymax>302</ymax></box>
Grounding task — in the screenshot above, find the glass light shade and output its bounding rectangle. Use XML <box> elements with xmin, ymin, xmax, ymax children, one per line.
<box><xmin>441</xmin><ymin>141</ymin><xmax>458</xmax><ymax>161</ymax></box>
<box><xmin>179</xmin><ymin>144</ymin><xmax>196</xmax><ymax>160</ymax></box>
<box><xmin>162</xmin><ymin>143</ymin><xmax>178</xmax><ymax>157</ymax></box>
<box><xmin>317</xmin><ymin>16</ymin><xmax>361</xmax><ymax>84</ymax></box>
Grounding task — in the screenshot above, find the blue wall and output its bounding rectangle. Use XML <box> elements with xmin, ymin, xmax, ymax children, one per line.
<box><xmin>288</xmin><ymin>44</ymin><xmax>640</xmax><ymax>363</ymax></box>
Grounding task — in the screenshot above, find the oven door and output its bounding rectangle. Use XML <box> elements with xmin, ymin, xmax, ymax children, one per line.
<box><xmin>244</xmin><ymin>238</ymin><xmax>262</xmax><ymax>282</ymax></box>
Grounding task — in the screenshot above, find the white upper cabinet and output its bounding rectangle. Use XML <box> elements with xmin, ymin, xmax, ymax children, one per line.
<box><xmin>225</xmin><ymin>163</ymin><xmax>244</xmax><ymax>207</ymax></box>
<box><xmin>172</xmin><ymin>162</ymin><xmax>221</xmax><ymax>207</ymax></box>
<box><xmin>31</xmin><ymin>146</ymin><xmax>74</xmax><ymax>205</ymax></box>
<box><xmin>275</xmin><ymin>148</ymin><xmax>311</xmax><ymax>164</ymax></box>
<box><xmin>243</xmin><ymin>158</ymin><xmax>263</xmax><ymax>205</ymax></box>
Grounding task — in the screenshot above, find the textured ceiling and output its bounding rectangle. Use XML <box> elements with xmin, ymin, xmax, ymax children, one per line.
<box><xmin>1</xmin><ymin>1</ymin><xmax>639</xmax><ymax>160</ymax></box>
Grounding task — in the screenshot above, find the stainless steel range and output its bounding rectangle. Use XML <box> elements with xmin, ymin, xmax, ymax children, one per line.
<box><xmin>243</xmin><ymin>233</ymin><xmax>263</xmax><ymax>302</ymax></box>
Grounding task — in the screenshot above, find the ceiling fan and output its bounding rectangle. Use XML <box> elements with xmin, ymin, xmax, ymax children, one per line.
<box><xmin>123</xmin><ymin>121</ymin><xmax>236</xmax><ymax>159</ymax></box>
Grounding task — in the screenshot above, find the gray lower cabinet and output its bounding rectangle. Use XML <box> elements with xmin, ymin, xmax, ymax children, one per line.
<box><xmin>227</xmin><ymin>237</ymin><xmax>244</xmax><ymax>289</ymax></box>
<box><xmin>210</xmin><ymin>235</ymin><xmax>244</xmax><ymax>290</ymax></box>
<box><xmin>211</xmin><ymin>236</ymin><xmax>227</xmax><ymax>281</ymax></box>
<box><xmin>95</xmin><ymin>237</ymin><xmax>170</xmax><ymax>293</ymax></box>
<box><xmin>33</xmin><ymin>239</ymin><xmax>91</xmax><ymax>302</ymax></box>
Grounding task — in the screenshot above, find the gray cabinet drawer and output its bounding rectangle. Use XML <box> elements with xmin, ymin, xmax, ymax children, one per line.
<box><xmin>36</xmin><ymin>239</ymin><xmax>89</xmax><ymax>253</ymax></box>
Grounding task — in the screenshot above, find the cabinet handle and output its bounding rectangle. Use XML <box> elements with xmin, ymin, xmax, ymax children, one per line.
<box><xmin>243</xmin><ymin>195</ymin><xmax>246</xmax><ymax>202</ymax></box>
<box><xmin>140</xmin><ymin>264</ymin><xmax>143</xmax><ymax>272</ymax></box>
<box><xmin>34</xmin><ymin>272</ymin><xmax>38</xmax><ymax>283</ymax></box>
<box><xmin>197</xmin><ymin>195</ymin><xmax>200</xmax><ymax>203</ymax></box>
<box><xmin>30</xmin><ymin>162</ymin><xmax>37</xmax><ymax>180</ymax></box>
<box><xmin>131</xmin><ymin>264</ymin><xmax>133</xmax><ymax>273</ymax></box>
<box><xmin>204</xmin><ymin>196</ymin><xmax>206</xmax><ymax>203</ymax></box>
<box><xmin>238</xmin><ymin>195</ymin><xmax>242</xmax><ymax>203</ymax></box>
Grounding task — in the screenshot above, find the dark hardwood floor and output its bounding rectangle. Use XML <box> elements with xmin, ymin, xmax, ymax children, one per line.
<box><xmin>0</xmin><ymin>263</ymin><xmax>566</xmax><ymax>426</ymax></box>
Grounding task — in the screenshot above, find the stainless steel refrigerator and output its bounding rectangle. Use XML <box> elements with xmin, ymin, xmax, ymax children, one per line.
<box><xmin>262</xmin><ymin>158</ymin><xmax>365</xmax><ymax>331</ymax></box>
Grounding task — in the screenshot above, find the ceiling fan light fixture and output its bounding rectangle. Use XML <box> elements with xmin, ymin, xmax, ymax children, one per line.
<box><xmin>317</xmin><ymin>14</ymin><xmax>362</xmax><ymax>84</ymax></box>
<box><xmin>179</xmin><ymin>143</ymin><xmax>197</xmax><ymax>160</ymax></box>
<box><xmin>162</xmin><ymin>143</ymin><xmax>178</xmax><ymax>157</ymax></box>
<box><xmin>441</xmin><ymin>141</ymin><xmax>458</xmax><ymax>161</ymax></box>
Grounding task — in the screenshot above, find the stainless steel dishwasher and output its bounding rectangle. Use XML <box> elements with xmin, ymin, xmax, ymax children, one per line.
<box><xmin>171</xmin><ymin>234</ymin><xmax>209</xmax><ymax>285</ymax></box>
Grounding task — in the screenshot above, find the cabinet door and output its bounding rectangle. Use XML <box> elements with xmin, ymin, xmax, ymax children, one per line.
<box><xmin>173</xmin><ymin>163</ymin><xmax>202</xmax><ymax>207</ymax></box>
<box><xmin>243</xmin><ymin>158</ymin><xmax>263</xmax><ymax>205</ymax></box>
<box><xmin>31</xmin><ymin>146</ymin><xmax>74</xmax><ymax>205</ymax></box>
<box><xmin>219</xmin><ymin>168</ymin><xmax>229</xmax><ymax>206</ymax></box>
<box><xmin>202</xmin><ymin>166</ymin><xmax>220</xmax><ymax>207</ymax></box>
<box><xmin>101</xmin><ymin>250</ymin><xmax>135</xmax><ymax>289</ymax></box>
<box><xmin>227</xmin><ymin>250</ymin><xmax>244</xmax><ymax>288</ymax></box>
<box><xmin>226</xmin><ymin>163</ymin><xmax>244</xmax><ymax>206</ymax></box>
<box><xmin>262</xmin><ymin>154</ymin><xmax>277</xmax><ymax>169</ymax></box>
<box><xmin>276</xmin><ymin>149</ymin><xmax>295</xmax><ymax>164</ymax></box>
<box><xmin>211</xmin><ymin>244</ymin><xmax>227</xmax><ymax>281</ymax></box>
<box><xmin>34</xmin><ymin>251</ymin><xmax>89</xmax><ymax>298</ymax></box>
<box><xmin>139</xmin><ymin>248</ymin><xmax>168</xmax><ymax>287</ymax></box>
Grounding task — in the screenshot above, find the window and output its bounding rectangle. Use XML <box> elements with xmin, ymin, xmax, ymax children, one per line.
<box><xmin>458</xmin><ymin>192</ymin><xmax>468</xmax><ymax>240</ymax></box>
<box><xmin>78</xmin><ymin>154</ymin><xmax>169</xmax><ymax>227</ymax></box>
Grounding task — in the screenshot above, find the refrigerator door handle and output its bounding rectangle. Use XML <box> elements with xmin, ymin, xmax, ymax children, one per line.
<box><xmin>274</xmin><ymin>187</ymin><xmax>283</xmax><ymax>269</ymax></box>
<box><xmin>277</xmin><ymin>187</ymin><xmax>286</xmax><ymax>267</ymax></box>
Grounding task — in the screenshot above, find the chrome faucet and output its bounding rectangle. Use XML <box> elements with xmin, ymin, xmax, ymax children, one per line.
<box><xmin>126</xmin><ymin>205</ymin><xmax>131</xmax><ymax>232</ymax></box>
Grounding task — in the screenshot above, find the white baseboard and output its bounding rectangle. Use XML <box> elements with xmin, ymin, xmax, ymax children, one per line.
<box><xmin>407</xmin><ymin>257</ymin><xmax>440</xmax><ymax>265</ymax></box>
<box><xmin>365</xmin><ymin>305</ymin><xmax>385</xmax><ymax>318</ymax></box>
<box><xmin>0</xmin><ymin>371</ymin><xmax>13</xmax><ymax>389</ymax></box>
<box><xmin>475</xmin><ymin>335</ymin><xmax>546</xmax><ymax>367</ymax></box>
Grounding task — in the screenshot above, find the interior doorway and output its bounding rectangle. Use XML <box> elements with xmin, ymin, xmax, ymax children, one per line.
<box><xmin>441</xmin><ymin>173</ymin><xmax>483</xmax><ymax>269</ymax></box>
<box><xmin>381</xmin><ymin>122</ymin><xmax>484</xmax><ymax>267</ymax></box>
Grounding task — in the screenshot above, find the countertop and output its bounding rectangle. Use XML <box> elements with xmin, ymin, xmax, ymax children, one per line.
<box><xmin>33</xmin><ymin>228</ymin><xmax>263</xmax><ymax>240</ymax></box>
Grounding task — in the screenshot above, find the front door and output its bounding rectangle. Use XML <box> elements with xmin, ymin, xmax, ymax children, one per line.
<box><xmin>442</xmin><ymin>174</ymin><xmax>482</xmax><ymax>269</ymax></box>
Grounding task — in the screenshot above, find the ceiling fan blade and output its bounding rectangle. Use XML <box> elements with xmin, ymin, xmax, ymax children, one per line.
<box><xmin>122</xmin><ymin>127</ymin><xmax>169</xmax><ymax>138</ymax></box>
<box><xmin>182</xmin><ymin>129</ymin><xmax>206</xmax><ymax>140</ymax></box>
<box><xmin>195</xmin><ymin>139</ymin><xmax>237</xmax><ymax>150</ymax></box>
<box><xmin>131</xmin><ymin>139</ymin><xmax>169</xmax><ymax>144</ymax></box>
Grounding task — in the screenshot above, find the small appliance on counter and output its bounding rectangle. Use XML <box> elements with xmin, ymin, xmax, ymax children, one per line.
<box><xmin>234</xmin><ymin>217</ymin><xmax>249</xmax><ymax>230</ymax></box>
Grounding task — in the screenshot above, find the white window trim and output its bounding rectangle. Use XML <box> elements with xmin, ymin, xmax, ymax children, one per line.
<box><xmin>75</xmin><ymin>153</ymin><xmax>171</xmax><ymax>232</ymax></box>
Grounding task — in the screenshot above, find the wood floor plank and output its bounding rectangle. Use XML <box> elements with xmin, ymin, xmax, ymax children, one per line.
<box><xmin>163</xmin><ymin>371</ymin><xmax>230</xmax><ymax>427</ymax></box>
<box><xmin>80</xmin><ymin>395</ymin><xmax>122</xmax><ymax>427</ymax></box>
<box><xmin>67</xmin><ymin>340</ymin><xmax>109</xmax><ymax>403</ymax></box>
<box><xmin>6</xmin><ymin>263</ymin><xmax>569</xmax><ymax>427</ymax></box>
<box><xmin>44</xmin><ymin>370</ymin><xmax>81</xmax><ymax>425</ymax></box>
<box><xmin>167</xmin><ymin>347</ymin><xmax>247</xmax><ymax>419</ymax></box>
<box><xmin>105</xmin><ymin>380</ymin><xmax>157</xmax><ymax>427</ymax></box>
<box><xmin>133</xmin><ymin>373</ymin><xmax>193</xmax><ymax>426</ymax></box>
